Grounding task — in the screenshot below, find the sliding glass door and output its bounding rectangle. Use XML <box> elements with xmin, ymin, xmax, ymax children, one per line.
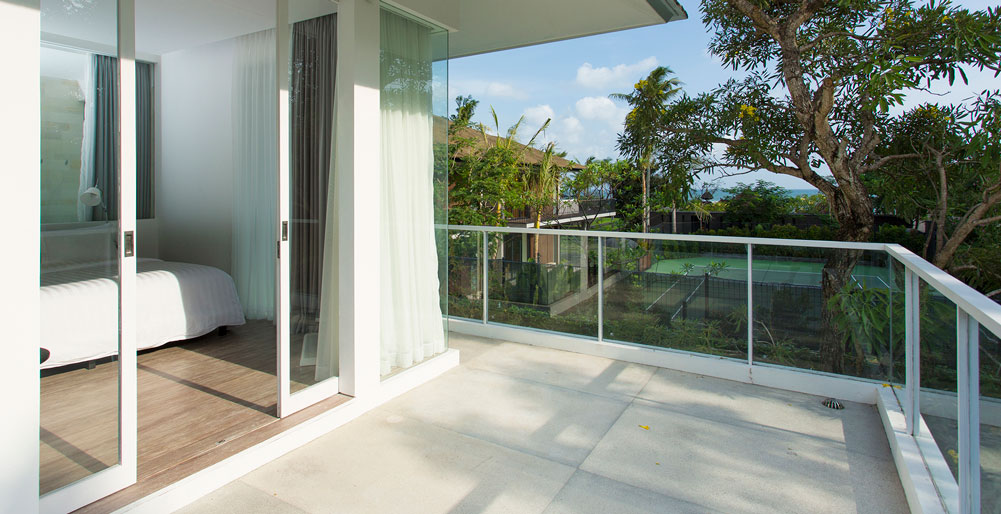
<box><xmin>278</xmin><ymin>0</ymin><xmax>341</xmax><ymax>416</ymax></box>
<box><xmin>38</xmin><ymin>0</ymin><xmax>137</xmax><ymax>510</ymax></box>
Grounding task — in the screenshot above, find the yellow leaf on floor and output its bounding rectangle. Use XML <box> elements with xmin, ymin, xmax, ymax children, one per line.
<box><xmin>639</xmin><ymin>425</ymin><xmax>650</xmax><ymax>430</ymax></box>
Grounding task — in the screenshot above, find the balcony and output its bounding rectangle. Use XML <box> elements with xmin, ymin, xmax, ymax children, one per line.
<box><xmin>179</xmin><ymin>226</ymin><xmax>999</xmax><ymax>513</ymax></box>
<box><xmin>443</xmin><ymin>225</ymin><xmax>1001</xmax><ymax>514</ymax></box>
<box><xmin>182</xmin><ymin>332</ymin><xmax>908</xmax><ymax>513</ymax></box>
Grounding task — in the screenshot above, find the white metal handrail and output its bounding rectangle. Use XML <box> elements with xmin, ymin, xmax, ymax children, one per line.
<box><xmin>442</xmin><ymin>223</ymin><xmax>1001</xmax><ymax>514</ymax></box>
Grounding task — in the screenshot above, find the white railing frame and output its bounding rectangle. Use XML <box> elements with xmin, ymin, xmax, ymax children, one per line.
<box><xmin>446</xmin><ymin>224</ymin><xmax>1001</xmax><ymax>514</ymax></box>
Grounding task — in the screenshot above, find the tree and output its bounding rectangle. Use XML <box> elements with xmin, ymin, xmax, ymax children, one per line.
<box><xmin>560</xmin><ymin>158</ymin><xmax>621</xmax><ymax>230</ymax></box>
<box><xmin>447</xmin><ymin>96</ymin><xmax>548</xmax><ymax>227</ymax></box>
<box><xmin>722</xmin><ymin>180</ymin><xmax>794</xmax><ymax>227</ymax></box>
<box><xmin>611</xmin><ymin>66</ymin><xmax>683</xmax><ymax>233</ymax></box>
<box><xmin>523</xmin><ymin>141</ymin><xmax>562</xmax><ymax>258</ymax></box>
<box><xmin>868</xmin><ymin>94</ymin><xmax>1001</xmax><ymax>271</ymax></box>
<box><xmin>657</xmin><ymin>0</ymin><xmax>1001</xmax><ymax>372</ymax></box>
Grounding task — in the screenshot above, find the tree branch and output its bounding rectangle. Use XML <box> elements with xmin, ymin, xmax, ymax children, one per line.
<box><xmin>726</xmin><ymin>0</ymin><xmax>781</xmax><ymax>39</ymax></box>
<box><xmin>862</xmin><ymin>153</ymin><xmax>922</xmax><ymax>172</ymax></box>
<box><xmin>800</xmin><ymin>31</ymin><xmax>879</xmax><ymax>52</ymax></box>
<box><xmin>975</xmin><ymin>215</ymin><xmax>1001</xmax><ymax>226</ymax></box>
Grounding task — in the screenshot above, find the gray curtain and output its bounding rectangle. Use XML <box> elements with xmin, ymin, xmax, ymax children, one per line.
<box><xmin>92</xmin><ymin>54</ymin><xmax>119</xmax><ymax>221</ymax></box>
<box><xmin>136</xmin><ymin>61</ymin><xmax>155</xmax><ymax>218</ymax></box>
<box><xmin>91</xmin><ymin>56</ymin><xmax>155</xmax><ymax>220</ymax></box>
<box><xmin>290</xmin><ymin>14</ymin><xmax>336</xmax><ymax>332</ymax></box>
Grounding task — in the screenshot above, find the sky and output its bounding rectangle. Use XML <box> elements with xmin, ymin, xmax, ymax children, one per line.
<box><xmin>447</xmin><ymin>0</ymin><xmax>998</xmax><ymax>191</ymax></box>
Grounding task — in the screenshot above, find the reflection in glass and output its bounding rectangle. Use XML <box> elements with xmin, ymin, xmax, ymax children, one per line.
<box><xmin>39</xmin><ymin>0</ymin><xmax>120</xmax><ymax>494</ymax></box>
<box><xmin>288</xmin><ymin>12</ymin><xmax>338</xmax><ymax>392</ymax></box>
<box><xmin>448</xmin><ymin>230</ymin><xmax>484</xmax><ymax>321</ymax></box>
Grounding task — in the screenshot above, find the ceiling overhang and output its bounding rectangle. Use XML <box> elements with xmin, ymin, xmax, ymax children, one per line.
<box><xmin>439</xmin><ymin>0</ymin><xmax>688</xmax><ymax>58</ymax></box>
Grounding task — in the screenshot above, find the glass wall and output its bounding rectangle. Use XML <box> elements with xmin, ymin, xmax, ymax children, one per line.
<box><xmin>379</xmin><ymin>6</ymin><xmax>449</xmax><ymax>377</ymax></box>
<box><xmin>39</xmin><ymin>0</ymin><xmax>120</xmax><ymax>494</ymax></box>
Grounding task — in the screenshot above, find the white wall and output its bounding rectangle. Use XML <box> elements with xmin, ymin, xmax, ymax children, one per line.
<box><xmin>157</xmin><ymin>37</ymin><xmax>235</xmax><ymax>273</ymax></box>
<box><xmin>0</xmin><ymin>0</ymin><xmax>41</xmax><ymax>511</ymax></box>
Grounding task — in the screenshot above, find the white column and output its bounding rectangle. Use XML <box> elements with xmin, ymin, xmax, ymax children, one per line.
<box><xmin>336</xmin><ymin>0</ymin><xmax>381</xmax><ymax>397</ymax></box>
<box><xmin>0</xmin><ymin>1</ymin><xmax>41</xmax><ymax>511</ymax></box>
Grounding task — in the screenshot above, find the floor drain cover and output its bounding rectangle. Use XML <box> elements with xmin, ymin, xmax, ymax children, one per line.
<box><xmin>822</xmin><ymin>398</ymin><xmax>844</xmax><ymax>410</ymax></box>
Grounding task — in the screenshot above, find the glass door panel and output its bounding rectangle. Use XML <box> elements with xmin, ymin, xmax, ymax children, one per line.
<box><xmin>280</xmin><ymin>0</ymin><xmax>341</xmax><ymax>415</ymax></box>
<box><xmin>39</xmin><ymin>0</ymin><xmax>134</xmax><ymax>504</ymax></box>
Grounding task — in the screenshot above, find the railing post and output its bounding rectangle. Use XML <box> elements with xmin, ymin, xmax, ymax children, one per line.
<box><xmin>482</xmin><ymin>230</ymin><xmax>488</xmax><ymax>325</ymax></box>
<box><xmin>747</xmin><ymin>244</ymin><xmax>753</xmax><ymax>367</ymax></box>
<box><xmin>957</xmin><ymin>309</ymin><xmax>980</xmax><ymax>514</ymax></box>
<box><xmin>597</xmin><ymin>236</ymin><xmax>604</xmax><ymax>342</ymax></box>
<box><xmin>904</xmin><ymin>268</ymin><xmax>921</xmax><ymax>435</ymax></box>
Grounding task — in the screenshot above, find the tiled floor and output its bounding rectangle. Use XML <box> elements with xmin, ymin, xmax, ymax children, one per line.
<box><xmin>180</xmin><ymin>333</ymin><xmax>909</xmax><ymax>514</ymax></box>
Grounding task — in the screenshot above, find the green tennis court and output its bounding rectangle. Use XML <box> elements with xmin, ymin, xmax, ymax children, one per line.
<box><xmin>647</xmin><ymin>256</ymin><xmax>895</xmax><ymax>288</ymax></box>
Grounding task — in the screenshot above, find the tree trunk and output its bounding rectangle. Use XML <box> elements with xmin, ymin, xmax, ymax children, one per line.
<box><xmin>818</xmin><ymin>187</ymin><xmax>874</xmax><ymax>374</ymax></box>
<box><xmin>641</xmin><ymin>164</ymin><xmax>649</xmax><ymax>233</ymax></box>
<box><xmin>531</xmin><ymin>214</ymin><xmax>542</xmax><ymax>261</ymax></box>
<box><xmin>672</xmin><ymin>202</ymin><xmax>677</xmax><ymax>234</ymax></box>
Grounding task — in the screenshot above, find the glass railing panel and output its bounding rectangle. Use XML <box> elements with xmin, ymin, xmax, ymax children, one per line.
<box><xmin>982</xmin><ymin>323</ymin><xmax>1000</xmax><ymax>513</ymax></box>
<box><xmin>603</xmin><ymin>238</ymin><xmax>747</xmax><ymax>360</ymax></box>
<box><xmin>751</xmin><ymin>247</ymin><xmax>897</xmax><ymax>380</ymax></box>
<box><xmin>918</xmin><ymin>279</ymin><xmax>959</xmax><ymax>482</ymax></box>
<box><xmin>487</xmin><ymin>234</ymin><xmax>598</xmax><ymax>338</ymax></box>
<box><xmin>447</xmin><ymin>230</ymin><xmax>483</xmax><ymax>321</ymax></box>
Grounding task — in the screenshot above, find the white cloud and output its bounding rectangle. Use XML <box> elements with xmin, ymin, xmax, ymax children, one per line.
<box><xmin>574</xmin><ymin>96</ymin><xmax>628</xmax><ymax>128</ymax></box>
<box><xmin>522</xmin><ymin>104</ymin><xmax>555</xmax><ymax>128</ymax></box>
<box><xmin>450</xmin><ymin>79</ymin><xmax>528</xmax><ymax>100</ymax></box>
<box><xmin>575</xmin><ymin>56</ymin><xmax>659</xmax><ymax>89</ymax></box>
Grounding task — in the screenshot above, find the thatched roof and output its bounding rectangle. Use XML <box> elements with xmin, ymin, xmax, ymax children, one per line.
<box><xmin>433</xmin><ymin>116</ymin><xmax>583</xmax><ymax>170</ymax></box>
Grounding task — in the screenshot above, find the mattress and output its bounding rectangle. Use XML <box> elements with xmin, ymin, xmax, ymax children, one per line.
<box><xmin>41</xmin><ymin>258</ymin><xmax>247</xmax><ymax>369</ymax></box>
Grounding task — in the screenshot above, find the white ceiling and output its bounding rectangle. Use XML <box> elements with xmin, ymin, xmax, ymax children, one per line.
<box><xmin>41</xmin><ymin>0</ymin><xmax>338</xmax><ymax>56</ymax></box>
<box><xmin>447</xmin><ymin>0</ymin><xmax>686</xmax><ymax>58</ymax></box>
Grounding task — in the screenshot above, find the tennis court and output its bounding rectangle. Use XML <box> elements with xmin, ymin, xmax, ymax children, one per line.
<box><xmin>646</xmin><ymin>256</ymin><xmax>895</xmax><ymax>289</ymax></box>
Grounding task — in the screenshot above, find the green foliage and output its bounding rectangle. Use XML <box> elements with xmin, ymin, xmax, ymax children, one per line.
<box><xmin>559</xmin><ymin>158</ymin><xmax>621</xmax><ymax>230</ymax></box>
<box><xmin>788</xmin><ymin>193</ymin><xmax>830</xmax><ymax>215</ymax></box>
<box><xmin>721</xmin><ymin>180</ymin><xmax>794</xmax><ymax>227</ymax></box>
<box><xmin>611</xmin><ymin>67</ymin><xmax>694</xmax><ymax>231</ymax></box>
<box><xmin>446</xmin><ymin>96</ymin><xmax>557</xmax><ymax>227</ymax></box>
<box><xmin>828</xmin><ymin>278</ymin><xmax>903</xmax><ymax>376</ymax></box>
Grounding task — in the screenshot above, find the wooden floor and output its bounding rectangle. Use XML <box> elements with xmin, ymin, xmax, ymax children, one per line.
<box><xmin>40</xmin><ymin>320</ymin><xmax>329</xmax><ymax>496</ymax></box>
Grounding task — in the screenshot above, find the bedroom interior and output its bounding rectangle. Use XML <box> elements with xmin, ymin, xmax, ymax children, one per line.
<box><xmin>37</xmin><ymin>0</ymin><xmax>356</xmax><ymax>495</ymax></box>
<box><xmin>36</xmin><ymin>0</ymin><xmax>449</xmax><ymax>504</ymax></box>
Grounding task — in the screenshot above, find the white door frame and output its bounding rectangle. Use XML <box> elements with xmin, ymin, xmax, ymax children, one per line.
<box><xmin>276</xmin><ymin>0</ymin><xmax>343</xmax><ymax>417</ymax></box>
<box><xmin>39</xmin><ymin>0</ymin><xmax>139</xmax><ymax>511</ymax></box>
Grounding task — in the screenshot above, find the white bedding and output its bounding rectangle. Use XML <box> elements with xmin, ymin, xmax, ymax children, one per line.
<box><xmin>41</xmin><ymin>258</ymin><xmax>247</xmax><ymax>369</ymax></box>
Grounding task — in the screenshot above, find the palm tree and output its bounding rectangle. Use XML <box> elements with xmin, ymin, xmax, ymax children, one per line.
<box><xmin>524</xmin><ymin>142</ymin><xmax>562</xmax><ymax>259</ymax></box>
<box><xmin>610</xmin><ymin>66</ymin><xmax>681</xmax><ymax>233</ymax></box>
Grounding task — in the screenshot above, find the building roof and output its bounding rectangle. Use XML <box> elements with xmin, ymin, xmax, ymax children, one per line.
<box><xmin>434</xmin><ymin>117</ymin><xmax>584</xmax><ymax>170</ymax></box>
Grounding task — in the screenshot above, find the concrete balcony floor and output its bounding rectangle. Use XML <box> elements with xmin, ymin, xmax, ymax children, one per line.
<box><xmin>181</xmin><ymin>334</ymin><xmax>909</xmax><ymax>514</ymax></box>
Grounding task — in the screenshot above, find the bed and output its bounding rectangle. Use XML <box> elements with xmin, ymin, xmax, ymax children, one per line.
<box><xmin>40</xmin><ymin>225</ymin><xmax>246</xmax><ymax>369</ymax></box>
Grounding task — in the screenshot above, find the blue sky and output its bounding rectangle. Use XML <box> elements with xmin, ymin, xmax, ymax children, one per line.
<box><xmin>448</xmin><ymin>0</ymin><xmax>997</xmax><ymax>190</ymax></box>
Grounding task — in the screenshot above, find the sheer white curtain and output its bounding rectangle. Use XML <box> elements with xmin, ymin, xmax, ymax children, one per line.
<box><xmin>77</xmin><ymin>55</ymin><xmax>95</xmax><ymax>222</ymax></box>
<box><xmin>379</xmin><ymin>10</ymin><xmax>445</xmax><ymax>375</ymax></box>
<box><xmin>232</xmin><ymin>29</ymin><xmax>277</xmax><ymax>320</ymax></box>
<box><xmin>314</xmin><ymin>111</ymin><xmax>338</xmax><ymax>381</ymax></box>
